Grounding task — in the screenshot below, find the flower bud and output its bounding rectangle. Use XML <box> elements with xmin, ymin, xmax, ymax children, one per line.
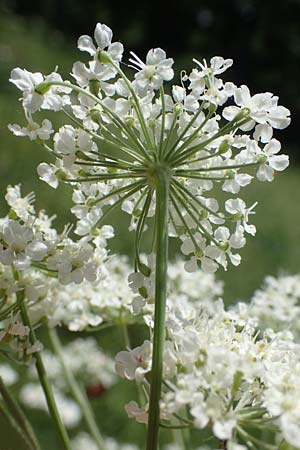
<box><xmin>174</xmin><ymin>103</ymin><xmax>183</xmax><ymax>115</ymax></box>
<box><xmin>124</xmin><ymin>115</ymin><xmax>135</xmax><ymax>127</ymax></box>
<box><xmin>97</xmin><ymin>50</ymin><xmax>112</xmax><ymax>64</ymax></box>
<box><xmin>219</xmin><ymin>140</ymin><xmax>230</xmax><ymax>154</ymax></box>
<box><xmin>139</xmin><ymin>286</ymin><xmax>148</xmax><ymax>299</ymax></box>
<box><xmin>56</xmin><ymin>169</ymin><xmax>67</xmax><ymax>181</ymax></box>
<box><xmin>90</xmin><ymin>108</ymin><xmax>102</xmax><ymax>124</ymax></box>
<box><xmin>89</xmin><ymin>79</ymin><xmax>100</xmax><ymax>96</ymax></box>
<box><xmin>233</xmin><ymin>107</ymin><xmax>251</xmax><ymax>123</ymax></box>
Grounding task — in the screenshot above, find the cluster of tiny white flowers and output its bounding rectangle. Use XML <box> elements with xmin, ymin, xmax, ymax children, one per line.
<box><xmin>116</xmin><ymin>289</ymin><xmax>300</xmax><ymax>449</ymax></box>
<box><xmin>18</xmin><ymin>255</ymin><xmax>222</xmax><ymax>331</ymax></box>
<box><xmin>129</xmin><ymin>257</ymin><xmax>223</xmax><ymax>313</ymax></box>
<box><xmin>9</xmin><ymin>22</ymin><xmax>290</xmax><ymax>275</ymax></box>
<box><xmin>0</xmin><ymin>185</ymin><xmax>111</xmax><ymax>284</ymax></box>
<box><xmin>233</xmin><ymin>273</ymin><xmax>300</xmax><ymax>336</ymax></box>
<box><xmin>43</xmin><ymin>255</ymin><xmax>134</xmax><ymax>331</ymax></box>
<box><xmin>0</xmin><ymin>184</ymin><xmax>114</xmax><ymax>361</ymax></box>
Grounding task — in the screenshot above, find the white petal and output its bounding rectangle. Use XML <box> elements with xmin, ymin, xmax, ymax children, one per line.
<box><xmin>269</xmin><ymin>154</ymin><xmax>289</xmax><ymax>171</ymax></box>
<box><xmin>77</xmin><ymin>35</ymin><xmax>97</xmax><ymax>56</ymax></box>
<box><xmin>94</xmin><ymin>23</ymin><xmax>112</xmax><ymax>49</ymax></box>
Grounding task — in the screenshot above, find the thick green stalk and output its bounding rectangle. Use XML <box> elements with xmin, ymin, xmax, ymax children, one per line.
<box><xmin>18</xmin><ymin>297</ymin><xmax>71</xmax><ymax>450</ymax></box>
<box><xmin>146</xmin><ymin>168</ymin><xmax>170</xmax><ymax>450</ymax></box>
<box><xmin>48</xmin><ymin>328</ymin><xmax>105</xmax><ymax>450</ymax></box>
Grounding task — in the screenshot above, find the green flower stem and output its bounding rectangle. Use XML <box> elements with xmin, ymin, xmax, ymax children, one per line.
<box><xmin>0</xmin><ymin>376</ymin><xmax>41</xmax><ymax>450</ymax></box>
<box><xmin>61</xmin><ymin>108</ymin><xmax>142</xmax><ymax>163</ymax></box>
<box><xmin>146</xmin><ymin>168</ymin><xmax>170</xmax><ymax>450</ymax></box>
<box><xmin>64</xmin><ymin>172</ymin><xmax>143</xmax><ymax>182</ymax></box>
<box><xmin>175</xmin><ymin>161</ymin><xmax>260</xmax><ymax>173</ymax></box>
<box><xmin>172</xmin><ymin>178</ymin><xmax>226</xmax><ymax>220</ymax></box>
<box><xmin>170</xmin><ymin>117</ymin><xmax>251</xmax><ymax>167</ymax></box>
<box><xmin>38</xmin><ymin>80</ymin><xmax>151</xmax><ymax>161</ymax></box>
<box><xmin>164</xmin><ymin>104</ymin><xmax>206</xmax><ymax>161</ymax></box>
<box><xmin>91</xmin><ymin>179</ymin><xmax>146</xmax><ymax>206</ymax></box>
<box><xmin>48</xmin><ymin>328</ymin><xmax>106</xmax><ymax>450</ymax></box>
<box><xmin>94</xmin><ymin>182</ymin><xmax>147</xmax><ymax>228</ymax></box>
<box><xmin>158</xmin><ymin>86</ymin><xmax>166</xmax><ymax>158</ymax></box>
<box><xmin>110</xmin><ymin>62</ymin><xmax>155</xmax><ymax>153</ymax></box>
<box><xmin>18</xmin><ymin>296</ymin><xmax>72</xmax><ymax>450</ymax></box>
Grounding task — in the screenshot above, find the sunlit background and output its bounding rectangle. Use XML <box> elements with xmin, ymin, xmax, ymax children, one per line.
<box><xmin>0</xmin><ymin>0</ymin><xmax>299</xmax><ymax>448</ymax></box>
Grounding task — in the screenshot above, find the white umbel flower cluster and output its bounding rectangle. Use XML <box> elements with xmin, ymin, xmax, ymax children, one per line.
<box><xmin>9</xmin><ymin>22</ymin><xmax>290</xmax><ymax>275</ymax></box>
<box><xmin>233</xmin><ymin>273</ymin><xmax>300</xmax><ymax>336</ymax></box>
<box><xmin>116</xmin><ymin>288</ymin><xmax>300</xmax><ymax>449</ymax></box>
<box><xmin>0</xmin><ymin>185</ymin><xmax>111</xmax><ymax>284</ymax></box>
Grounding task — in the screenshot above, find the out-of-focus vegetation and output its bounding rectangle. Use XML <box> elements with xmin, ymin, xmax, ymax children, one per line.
<box><xmin>3</xmin><ymin>0</ymin><xmax>300</xmax><ymax>158</ymax></box>
<box><xmin>0</xmin><ymin>8</ymin><xmax>299</xmax><ymax>449</ymax></box>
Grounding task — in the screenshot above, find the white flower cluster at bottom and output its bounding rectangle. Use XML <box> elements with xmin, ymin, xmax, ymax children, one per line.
<box><xmin>116</xmin><ymin>271</ymin><xmax>300</xmax><ymax>449</ymax></box>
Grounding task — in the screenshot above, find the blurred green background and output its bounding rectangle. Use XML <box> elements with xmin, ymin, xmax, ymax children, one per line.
<box><xmin>0</xmin><ymin>1</ymin><xmax>299</xmax><ymax>448</ymax></box>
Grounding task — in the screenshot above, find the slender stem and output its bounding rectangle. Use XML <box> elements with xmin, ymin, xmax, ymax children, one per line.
<box><xmin>64</xmin><ymin>172</ymin><xmax>143</xmax><ymax>183</ymax></box>
<box><xmin>170</xmin><ymin>117</ymin><xmax>251</xmax><ymax>167</ymax></box>
<box><xmin>158</xmin><ymin>87</ymin><xmax>166</xmax><ymax>158</ymax></box>
<box><xmin>0</xmin><ymin>376</ymin><xmax>41</xmax><ymax>450</ymax></box>
<box><xmin>164</xmin><ymin>104</ymin><xmax>206</xmax><ymax>161</ymax></box>
<box><xmin>110</xmin><ymin>62</ymin><xmax>155</xmax><ymax>153</ymax></box>
<box><xmin>18</xmin><ymin>295</ymin><xmax>71</xmax><ymax>450</ymax></box>
<box><xmin>146</xmin><ymin>168</ymin><xmax>169</xmax><ymax>450</ymax></box>
<box><xmin>94</xmin><ymin>182</ymin><xmax>147</xmax><ymax>228</ymax></box>
<box><xmin>175</xmin><ymin>160</ymin><xmax>260</xmax><ymax>173</ymax></box>
<box><xmin>39</xmin><ymin>80</ymin><xmax>151</xmax><ymax>160</ymax></box>
<box><xmin>48</xmin><ymin>328</ymin><xmax>105</xmax><ymax>450</ymax></box>
<box><xmin>91</xmin><ymin>179</ymin><xmax>146</xmax><ymax>206</ymax></box>
<box><xmin>172</xmin><ymin>178</ymin><xmax>226</xmax><ymax>220</ymax></box>
<box><xmin>161</xmin><ymin>111</ymin><xmax>178</xmax><ymax>157</ymax></box>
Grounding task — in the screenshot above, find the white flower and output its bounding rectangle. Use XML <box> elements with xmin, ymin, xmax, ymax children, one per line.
<box><xmin>78</xmin><ymin>23</ymin><xmax>113</xmax><ymax>55</ymax></box>
<box><xmin>130</xmin><ymin>48</ymin><xmax>174</xmax><ymax>94</ymax></box>
<box><xmin>222</xmin><ymin>171</ymin><xmax>253</xmax><ymax>194</ymax></box>
<box><xmin>5</xmin><ymin>184</ymin><xmax>35</xmax><ymax>220</ymax></box>
<box><xmin>256</xmin><ymin>139</ymin><xmax>289</xmax><ymax>182</ymax></box>
<box><xmin>9</xmin><ymin>68</ymin><xmax>71</xmax><ymax>113</ymax></box>
<box><xmin>77</xmin><ymin>23</ymin><xmax>123</xmax><ymax>81</ymax></box>
<box><xmin>225</xmin><ymin>198</ymin><xmax>257</xmax><ymax>236</ymax></box>
<box><xmin>37</xmin><ymin>162</ymin><xmax>60</xmax><ymax>188</ymax></box>
<box><xmin>193</xmin><ymin>56</ymin><xmax>234</xmax><ymax>77</ymax></box>
<box><xmin>125</xmin><ymin>401</ymin><xmax>148</xmax><ymax>424</ymax></box>
<box><xmin>0</xmin><ymin>221</ymin><xmax>33</xmax><ymax>269</ymax></box>
<box><xmin>223</xmin><ymin>85</ymin><xmax>291</xmax><ymax>135</ymax></box>
<box><xmin>8</xmin><ymin>118</ymin><xmax>53</xmax><ymax>141</ymax></box>
<box><xmin>115</xmin><ymin>340</ymin><xmax>152</xmax><ymax>382</ymax></box>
